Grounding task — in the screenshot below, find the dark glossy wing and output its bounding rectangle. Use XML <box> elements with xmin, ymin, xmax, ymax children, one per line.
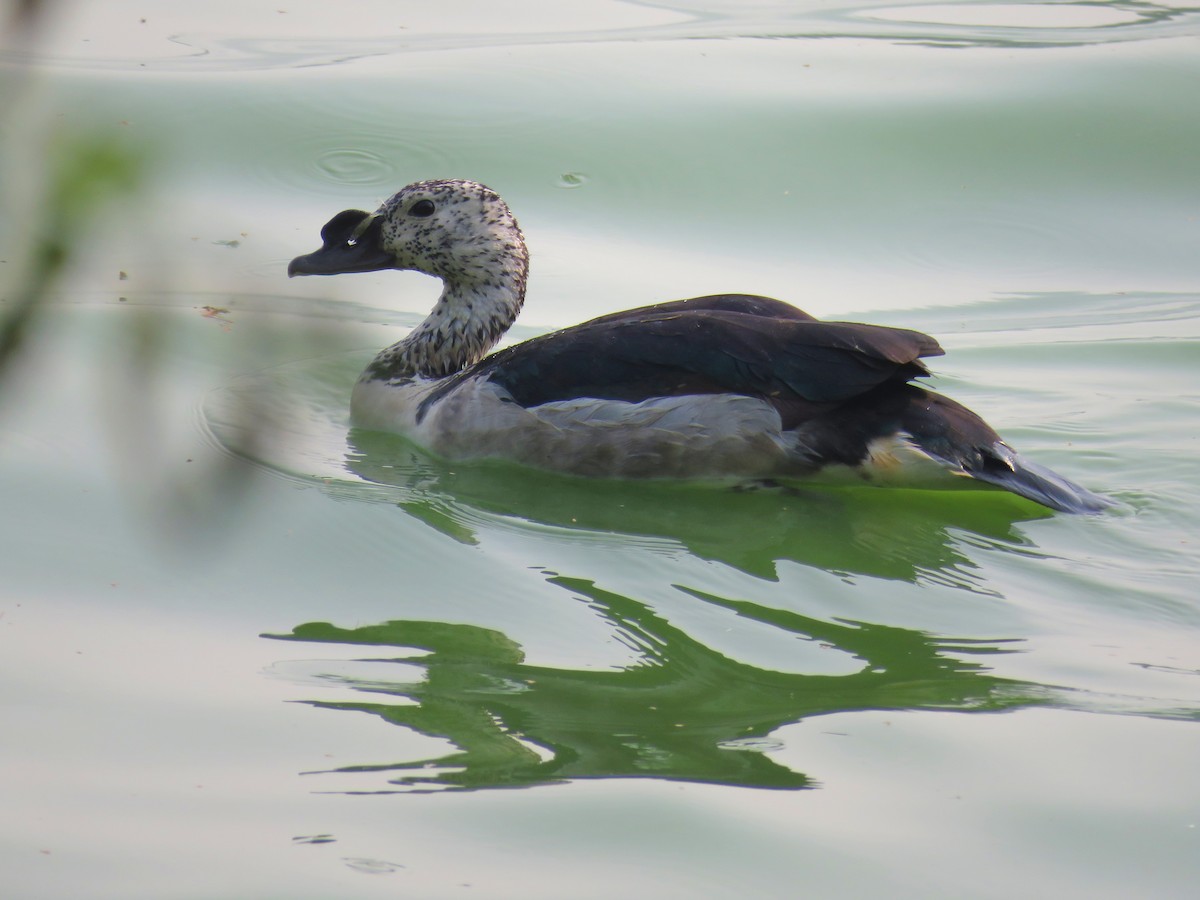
<box><xmin>418</xmin><ymin>295</ymin><xmax>943</xmax><ymax>424</ymax></box>
<box><xmin>580</xmin><ymin>293</ymin><xmax>819</xmax><ymax>325</ymax></box>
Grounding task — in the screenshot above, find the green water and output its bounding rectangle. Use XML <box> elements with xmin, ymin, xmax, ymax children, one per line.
<box><xmin>2</xmin><ymin>2</ymin><xmax>1199</xmax><ymax>897</ymax></box>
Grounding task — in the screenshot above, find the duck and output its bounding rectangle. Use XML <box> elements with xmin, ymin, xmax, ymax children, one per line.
<box><xmin>288</xmin><ymin>178</ymin><xmax>1109</xmax><ymax>514</ymax></box>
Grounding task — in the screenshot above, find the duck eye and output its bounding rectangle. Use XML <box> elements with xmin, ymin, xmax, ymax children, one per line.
<box><xmin>409</xmin><ymin>199</ymin><xmax>436</xmax><ymax>218</ymax></box>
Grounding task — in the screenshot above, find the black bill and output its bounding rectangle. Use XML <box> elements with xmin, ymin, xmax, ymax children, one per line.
<box><xmin>287</xmin><ymin>209</ymin><xmax>393</xmax><ymax>277</ymax></box>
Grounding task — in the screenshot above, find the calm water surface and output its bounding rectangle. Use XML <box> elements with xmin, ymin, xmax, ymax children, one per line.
<box><xmin>2</xmin><ymin>2</ymin><xmax>1199</xmax><ymax>898</ymax></box>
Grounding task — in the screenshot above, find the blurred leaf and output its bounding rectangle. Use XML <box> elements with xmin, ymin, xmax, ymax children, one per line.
<box><xmin>1</xmin><ymin>133</ymin><xmax>146</xmax><ymax>380</ymax></box>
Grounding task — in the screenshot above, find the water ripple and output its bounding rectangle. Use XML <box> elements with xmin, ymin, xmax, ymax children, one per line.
<box><xmin>896</xmin><ymin>203</ymin><xmax>1091</xmax><ymax>278</ymax></box>
<box><xmin>8</xmin><ymin>1</ymin><xmax>1200</xmax><ymax>72</ymax></box>
<box><xmin>557</xmin><ymin>172</ymin><xmax>592</xmax><ymax>190</ymax></box>
<box><xmin>314</xmin><ymin>147</ymin><xmax>396</xmax><ymax>185</ymax></box>
<box><xmin>255</xmin><ymin>133</ymin><xmax>448</xmax><ymax>197</ymax></box>
<box><xmin>840</xmin><ymin>0</ymin><xmax>1197</xmax><ymax>48</ymax></box>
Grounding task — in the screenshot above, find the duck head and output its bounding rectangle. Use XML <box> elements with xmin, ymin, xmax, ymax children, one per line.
<box><xmin>288</xmin><ymin>178</ymin><xmax>529</xmax><ymax>290</ymax></box>
<box><xmin>290</xmin><ymin>179</ymin><xmax>531</xmax><ymax>379</ymax></box>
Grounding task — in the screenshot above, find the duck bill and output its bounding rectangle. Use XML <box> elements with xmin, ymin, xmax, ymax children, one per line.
<box><xmin>287</xmin><ymin>209</ymin><xmax>394</xmax><ymax>277</ymax></box>
<box><xmin>287</xmin><ymin>242</ymin><xmax>394</xmax><ymax>277</ymax></box>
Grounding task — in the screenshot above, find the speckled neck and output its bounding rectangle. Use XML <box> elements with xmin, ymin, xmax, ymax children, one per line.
<box><xmin>363</xmin><ymin>260</ymin><xmax>528</xmax><ymax>382</ymax></box>
<box><xmin>352</xmin><ymin>179</ymin><xmax>532</xmax><ymax>382</ymax></box>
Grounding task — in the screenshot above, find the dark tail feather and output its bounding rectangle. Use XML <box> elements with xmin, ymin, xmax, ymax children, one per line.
<box><xmin>969</xmin><ymin>443</ymin><xmax>1111</xmax><ymax>515</ymax></box>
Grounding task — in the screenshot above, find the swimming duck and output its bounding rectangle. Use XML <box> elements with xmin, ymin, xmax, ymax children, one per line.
<box><xmin>289</xmin><ymin>178</ymin><xmax>1108</xmax><ymax>514</ymax></box>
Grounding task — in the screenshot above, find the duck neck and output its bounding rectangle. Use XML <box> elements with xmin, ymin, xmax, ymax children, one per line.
<box><xmin>364</xmin><ymin>265</ymin><xmax>527</xmax><ymax>382</ymax></box>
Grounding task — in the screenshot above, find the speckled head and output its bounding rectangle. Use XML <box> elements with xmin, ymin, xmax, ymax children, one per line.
<box><xmin>288</xmin><ymin>178</ymin><xmax>529</xmax><ymax>293</ymax></box>
<box><xmin>376</xmin><ymin>179</ymin><xmax>527</xmax><ymax>283</ymax></box>
<box><xmin>293</xmin><ymin>179</ymin><xmax>532</xmax><ymax>381</ymax></box>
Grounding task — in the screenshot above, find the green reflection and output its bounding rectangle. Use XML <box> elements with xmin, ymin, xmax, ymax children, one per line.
<box><xmin>267</xmin><ymin>576</ymin><xmax>1037</xmax><ymax>792</ymax></box>
<box><xmin>346</xmin><ymin>428</ymin><xmax>1051</xmax><ymax>587</ymax></box>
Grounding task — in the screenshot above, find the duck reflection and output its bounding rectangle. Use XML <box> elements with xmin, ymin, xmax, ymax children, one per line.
<box><xmin>344</xmin><ymin>428</ymin><xmax>1051</xmax><ymax>586</ymax></box>
<box><xmin>266</xmin><ymin>575</ymin><xmax>1035</xmax><ymax>793</ymax></box>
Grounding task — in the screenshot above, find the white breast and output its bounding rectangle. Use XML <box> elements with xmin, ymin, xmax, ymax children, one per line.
<box><xmin>350</xmin><ymin>375</ymin><xmax>442</xmax><ymax>434</ymax></box>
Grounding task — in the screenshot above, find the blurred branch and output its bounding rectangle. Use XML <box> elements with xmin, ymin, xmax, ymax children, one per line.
<box><xmin>0</xmin><ymin>137</ymin><xmax>142</xmax><ymax>383</ymax></box>
<box><xmin>0</xmin><ymin>0</ymin><xmax>347</xmax><ymax>545</ymax></box>
<box><xmin>5</xmin><ymin>0</ymin><xmax>48</xmax><ymax>33</ymax></box>
<box><xmin>1</xmin><ymin>0</ymin><xmax>144</xmax><ymax>383</ymax></box>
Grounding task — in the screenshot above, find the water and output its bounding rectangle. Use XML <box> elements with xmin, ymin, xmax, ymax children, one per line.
<box><xmin>2</xmin><ymin>2</ymin><xmax>1199</xmax><ymax>897</ymax></box>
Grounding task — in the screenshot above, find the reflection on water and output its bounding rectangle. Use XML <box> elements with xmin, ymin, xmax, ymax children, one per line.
<box><xmin>265</xmin><ymin>574</ymin><xmax>1033</xmax><ymax>792</ymax></box>
<box><xmin>4</xmin><ymin>2</ymin><xmax>1198</xmax><ymax>894</ymax></box>
<box><xmin>202</xmin><ymin>284</ymin><xmax>1197</xmax><ymax>798</ymax></box>
<box><xmin>344</xmin><ymin>429</ymin><xmax>1050</xmax><ymax>588</ymax></box>
<box><xmin>233</xmin><ymin>287</ymin><xmax>1196</xmax><ymax>795</ymax></box>
<box><xmin>203</xmin><ymin>303</ymin><xmax>1074</xmax><ymax>589</ymax></box>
